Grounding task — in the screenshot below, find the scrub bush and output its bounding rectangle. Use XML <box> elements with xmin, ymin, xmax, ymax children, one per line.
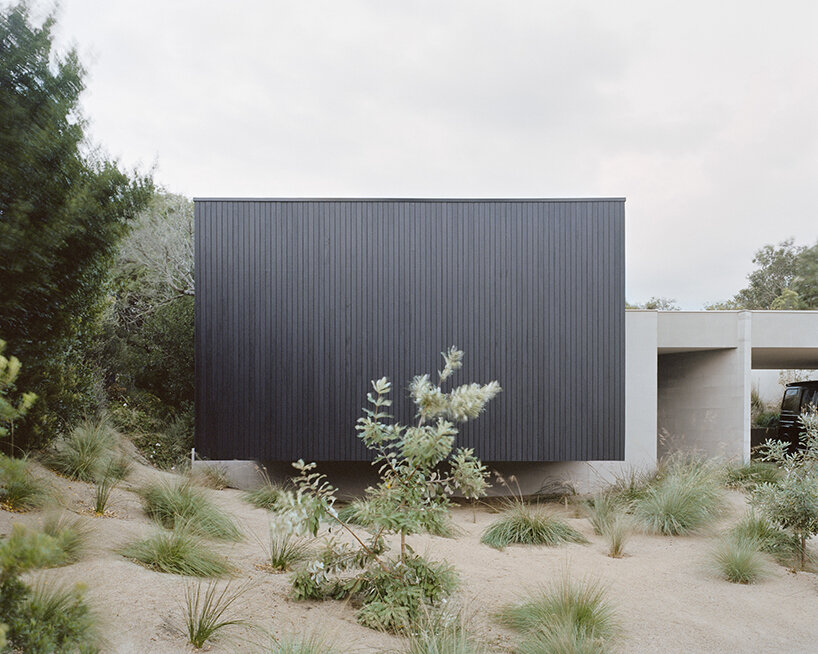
<box><xmin>752</xmin><ymin>410</ymin><xmax>818</xmax><ymax>569</ymax></box>
<box><xmin>244</xmin><ymin>481</ymin><xmax>285</xmax><ymax>511</ymax></box>
<box><xmin>724</xmin><ymin>460</ymin><xmax>781</xmax><ymax>491</ymax></box>
<box><xmin>729</xmin><ymin>511</ymin><xmax>802</xmax><ymax>565</ymax></box>
<box><xmin>281</xmin><ymin>348</ymin><xmax>498</xmax><ymax>632</ymax></box>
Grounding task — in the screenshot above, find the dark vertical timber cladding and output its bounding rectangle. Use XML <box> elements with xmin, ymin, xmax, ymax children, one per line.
<box><xmin>194</xmin><ymin>199</ymin><xmax>625</xmax><ymax>462</ymax></box>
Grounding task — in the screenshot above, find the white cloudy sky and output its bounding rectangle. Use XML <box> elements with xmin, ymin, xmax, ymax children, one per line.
<box><xmin>45</xmin><ymin>0</ymin><xmax>818</xmax><ymax>308</ymax></box>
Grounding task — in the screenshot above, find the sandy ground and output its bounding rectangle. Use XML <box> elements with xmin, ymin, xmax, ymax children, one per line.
<box><xmin>2</xmin><ymin>461</ymin><xmax>817</xmax><ymax>654</ymax></box>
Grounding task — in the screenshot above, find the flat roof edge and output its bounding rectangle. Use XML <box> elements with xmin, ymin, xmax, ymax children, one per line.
<box><xmin>193</xmin><ymin>197</ymin><xmax>627</xmax><ymax>203</ymax></box>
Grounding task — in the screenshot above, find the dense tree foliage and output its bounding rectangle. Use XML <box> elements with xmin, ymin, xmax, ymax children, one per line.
<box><xmin>707</xmin><ymin>239</ymin><xmax>818</xmax><ymax>310</ymax></box>
<box><xmin>101</xmin><ymin>193</ymin><xmax>194</xmax><ymax>466</ymax></box>
<box><xmin>0</xmin><ymin>3</ymin><xmax>152</xmax><ymax>450</ymax></box>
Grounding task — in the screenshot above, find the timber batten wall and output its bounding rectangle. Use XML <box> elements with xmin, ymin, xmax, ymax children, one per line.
<box><xmin>194</xmin><ymin>199</ymin><xmax>625</xmax><ymax>462</ymax></box>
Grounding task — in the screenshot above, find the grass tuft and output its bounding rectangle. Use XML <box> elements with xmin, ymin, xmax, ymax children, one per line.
<box><xmin>121</xmin><ymin>525</ymin><xmax>233</xmax><ymax>577</ymax></box>
<box><xmin>602</xmin><ymin>513</ymin><xmax>631</xmax><ymax>559</ymax></box>
<box><xmin>632</xmin><ymin>457</ymin><xmax>725</xmax><ymax>535</ymax></box>
<box><xmin>262</xmin><ymin>527</ymin><xmax>312</xmax><ymax>572</ymax></box>
<box><xmin>582</xmin><ymin>493</ymin><xmax>623</xmax><ymax>535</ymax></box>
<box><xmin>49</xmin><ymin>419</ymin><xmax>116</xmax><ymax>482</ymax></box>
<box><xmin>191</xmin><ymin>465</ymin><xmax>230</xmax><ymax>490</ymax></box>
<box><xmin>724</xmin><ymin>460</ymin><xmax>781</xmax><ymax>492</ymax></box>
<box><xmin>0</xmin><ymin>454</ymin><xmax>49</xmax><ymax>511</ymax></box>
<box><xmin>499</xmin><ymin>577</ymin><xmax>618</xmax><ymax>654</ymax></box>
<box><xmin>481</xmin><ymin>504</ymin><xmax>587</xmax><ymax>550</ymax></box>
<box><xmin>41</xmin><ymin>513</ymin><xmax>91</xmax><ymax>563</ymax></box>
<box><xmin>244</xmin><ymin>483</ymin><xmax>285</xmax><ymax>511</ymax></box>
<box><xmin>183</xmin><ymin>578</ymin><xmax>251</xmax><ymax>648</ymax></box>
<box><xmin>710</xmin><ymin>535</ymin><xmax>766</xmax><ymax>584</ymax></box>
<box><xmin>139</xmin><ymin>479</ymin><xmax>242</xmax><ymax>541</ymax></box>
<box><xmin>94</xmin><ymin>457</ymin><xmax>130</xmax><ymax>515</ymax></box>
<box><xmin>269</xmin><ymin>632</ymin><xmax>340</xmax><ymax>654</ymax></box>
<box><xmin>407</xmin><ymin>607</ymin><xmax>487</xmax><ymax>654</ymax></box>
<box><xmin>729</xmin><ymin>511</ymin><xmax>803</xmax><ymax>565</ymax></box>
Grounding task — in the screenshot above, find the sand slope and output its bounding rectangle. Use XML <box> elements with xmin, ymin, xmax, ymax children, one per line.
<box><xmin>1</xmin><ymin>462</ymin><xmax>816</xmax><ymax>653</ymax></box>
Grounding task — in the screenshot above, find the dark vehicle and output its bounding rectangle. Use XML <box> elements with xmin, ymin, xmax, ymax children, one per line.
<box><xmin>777</xmin><ymin>380</ymin><xmax>818</xmax><ymax>451</ymax></box>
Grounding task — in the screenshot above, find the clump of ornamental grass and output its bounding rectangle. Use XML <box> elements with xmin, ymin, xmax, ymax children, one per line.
<box><xmin>709</xmin><ymin>535</ymin><xmax>767</xmax><ymax>584</ymax></box>
<box><xmin>602</xmin><ymin>513</ymin><xmax>632</xmax><ymax>559</ymax></box>
<box><xmin>48</xmin><ymin>419</ymin><xmax>116</xmax><ymax>482</ymax></box>
<box><xmin>0</xmin><ymin>453</ymin><xmax>49</xmax><ymax>511</ymax></box>
<box><xmin>183</xmin><ymin>578</ymin><xmax>252</xmax><ymax>649</ymax></box>
<box><xmin>244</xmin><ymin>482</ymin><xmax>285</xmax><ymax>511</ymax></box>
<box><xmin>2</xmin><ymin>577</ymin><xmax>103</xmax><ymax>654</ymax></box>
<box><xmin>729</xmin><ymin>511</ymin><xmax>802</xmax><ymax>565</ymax></box>
<box><xmin>191</xmin><ymin>464</ymin><xmax>230</xmax><ymax>490</ymax></box>
<box><xmin>261</xmin><ymin>523</ymin><xmax>312</xmax><ymax>572</ymax></box>
<box><xmin>139</xmin><ymin>479</ymin><xmax>242</xmax><ymax>541</ymax></box>
<box><xmin>280</xmin><ymin>348</ymin><xmax>498</xmax><ymax>633</ymax></box>
<box><xmin>582</xmin><ymin>492</ymin><xmax>624</xmax><ymax>535</ymax></box>
<box><xmin>269</xmin><ymin>632</ymin><xmax>341</xmax><ymax>654</ymax></box>
<box><xmin>751</xmin><ymin>410</ymin><xmax>818</xmax><ymax>570</ymax></box>
<box><xmin>724</xmin><ymin>460</ymin><xmax>781</xmax><ymax>492</ymax></box>
<box><xmin>607</xmin><ymin>467</ymin><xmax>656</xmax><ymax>505</ymax></box>
<box><xmin>498</xmin><ymin>577</ymin><xmax>619</xmax><ymax>654</ymax></box>
<box><xmin>632</xmin><ymin>456</ymin><xmax>725</xmax><ymax>535</ymax></box>
<box><xmin>481</xmin><ymin>498</ymin><xmax>587</xmax><ymax>550</ymax></box>
<box><xmin>121</xmin><ymin>525</ymin><xmax>233</xmax><ymax>577</ymax></box>
<box><xmin>94</xmin><ymin>456</ymin><xmax>131</xmax><ymax>515</ymax></box>
<box><xmin>407</xmin><ymin>606</ymin><xmax>488</xmax><ymax>654</ymax></box>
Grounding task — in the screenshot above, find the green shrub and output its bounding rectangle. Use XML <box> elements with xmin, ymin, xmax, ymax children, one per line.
<box><xmin>498</xmin><ymin>578</ymin><xmax>618</xmax><ymax>654</ymax></box>
<box><xmin>338</xmin><ymin>498</ymin><xmax>456</xmax><ymax>538</ymax></box>
<box><xmin>751</xmin><ymin>411</ymin><xmax>818</xmax><ymax>569</ymax></box>
<box><xmin>710</xmin><ymin>535</ymin><xmax>766</xmax><ymax>584</ymax></box>
<box><xmin>48</xmin><ymin>420</ymin><xmax>115</xmax><ymax>482</ymax></box>
<box><xmin>2</xmin><ymin>576</ymin><xmax>102</xmax><ymax>654</ymax></box>
<box><xmin>354</xmin><ymin>554</ymin><xmax>459</xmax><ymax>633</ymax></box>
<box><xmin>481</xmin><ymin>503</ymin><xmax>587</xmax><ymax>550</ymax></box>
<box><xmin>0</xmin><ymin>453</ymin><xmax>48</xmax><ymax>511</ymax></box>
<box><xmin>0</xmin><ymin>515</ymin><xmax>89</xmax><ymax>572</ymax></box>
<box><xmin>183</xmin><ymin>579</ymin><xmax>250</xmax><ymax>649</ymax></box>
<box><xmin>633</xmin><ymin>458</ymin><xmax>725</xmax><ymax>535</ymax></box>
<box><xmin>0</xmin><ymin>338</ymin><xmax>37</xmax><ymax>453</ymax></box>
<box><xmin>139</xmin><ymin>479</ymin><xmax>241</xmax><ymax>541</ymax></box>
<box><xmin>724</xmin><ymin>460</ymin><xmax>781</xmax><ymax>491</ymax></box>
<box><xmin>121</xmin><ymin>526</ymin><xmax>233</xmax><ymax>577</ymax></box>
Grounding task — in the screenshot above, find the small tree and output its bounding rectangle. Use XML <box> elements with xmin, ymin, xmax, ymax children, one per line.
<box><xmin>752</xmin><ymin>409</ymin><xmax>818</xmax><ymax>569</ymax></box>
<box><xmin>283</xmin><ymin>347</ymin><xmax>499</xmax><ymax>631</ymax></box>
<box><xmin>0</xmin><ymin>340</ymin><xmax>36</xmax><ymax>454</ymax></box>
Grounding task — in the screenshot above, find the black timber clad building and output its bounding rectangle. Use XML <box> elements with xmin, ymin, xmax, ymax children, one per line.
<box><xmin>194</xmin><ymin>199</ymin><xmax>625</xmax><ymax>463</ymax></box>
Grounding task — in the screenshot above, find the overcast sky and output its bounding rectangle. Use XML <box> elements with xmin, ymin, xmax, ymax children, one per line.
<box><xmin>44</xmin><ymin>1</ymin><xmax>818</xmax><ymax>308</ymax></box>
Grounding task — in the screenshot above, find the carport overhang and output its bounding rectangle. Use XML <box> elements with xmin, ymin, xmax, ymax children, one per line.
<box><xmin>654</xmin><ymin>310</ymin><xmax>818</xmax><ymax>462</ymax></box>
